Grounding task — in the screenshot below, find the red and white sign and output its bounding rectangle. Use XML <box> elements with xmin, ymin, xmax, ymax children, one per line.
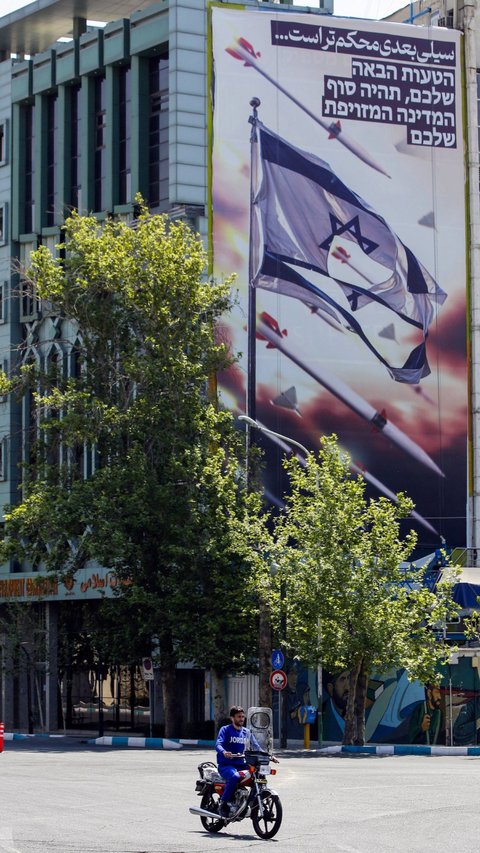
<box><xmin>269</xmin><ymin>670</ymin><xmax>287</xmax><ymax>691</ymax></box>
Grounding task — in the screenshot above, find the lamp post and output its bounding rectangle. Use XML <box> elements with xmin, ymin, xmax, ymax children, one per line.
<box><xmin>20</xmin><ymin>643</ymin><xmax>34</xmax><ymax>734</ymax></box>
<box><xmin>237</xmin><ymin>415</ymin><xmax>323</xmax><ymax>746</ymax></box>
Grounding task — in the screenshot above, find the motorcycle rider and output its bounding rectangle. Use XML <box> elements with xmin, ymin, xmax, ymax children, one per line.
<box><xmin>216</xmin><ymin>705</ymin><xmax>275</xmax><ymax>818</ymax></box>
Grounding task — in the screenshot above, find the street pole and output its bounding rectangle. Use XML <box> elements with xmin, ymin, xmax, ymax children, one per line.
<box><xmin>97</xmin><ymin>663</ymin><xmax>104</xmax><ymax>738</ymax></box>
<box><xmin>280</xmin><ymin>577</ymin><xmax>287</xmax><ymax>750</ymax></box>
<box><xmin>149</xmin><ymin>679</ymin><xmax>153</xmax><ymax>739</ymax></box>
<box><xmin>21</xmin><ymin>644</ymin><xmax>34</xmax><ymax>734</ymax></box>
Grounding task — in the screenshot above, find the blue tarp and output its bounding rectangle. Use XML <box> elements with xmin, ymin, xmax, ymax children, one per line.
<box><xmin>449</xmin><ymin>568</ymin><xmax>480</xmax><ymax>608</ymax></box>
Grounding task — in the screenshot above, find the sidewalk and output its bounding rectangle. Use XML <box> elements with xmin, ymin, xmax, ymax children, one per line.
<box><xmin>3</xmin><ymin>730</ymin><xmax>216</xmax><ymax>749</ymax></box>
<box><xmin>4</xmin><ymin>730</ymin><xmax>480</xmax><ymax>755</ymax></box>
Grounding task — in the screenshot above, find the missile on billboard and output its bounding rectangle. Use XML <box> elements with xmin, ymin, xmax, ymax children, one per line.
<box><xmin>271</xmin><ymin>386</ymin><xmax>302</xmax><ymax>417</ymax></box>
<box><xmin>240</xmin><ymin>410</ymin><xmax>439</xmax><ymax>535</ymax></box>
<box><xmin>412</xmin><ymin>385</ymin><xmax>436</xmax><ymax>406</ymax></box>
<box><xmin>257</xmin><ymin>313</ymin><xmax>445</xmax><ymax>478</ymax></box>
<box><xmin>331</xmin><ymin>244</ymin><xmax>374</xmax><ymax>285</ymax></box>
<box><xmin>309</xmin><ymin>303</ymin><xmax>347</xmax><ymax>335</ymax></box>
<box><xmin>350</xmin><ymin>460</ymin><xmax>439</xmax><ymax>535</ymax></box>
<box><xmin>225</xmin><ymin>37</ymin><xmax>391</xmax><ymax>178</ymax></box>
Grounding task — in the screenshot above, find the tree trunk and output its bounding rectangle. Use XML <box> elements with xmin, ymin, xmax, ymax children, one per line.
<box><xmin>353</xmin><ymin>659</ymin><xmax>368</xmax><ymax>745</ymax></box>
<box><xmin>211</xmin><ymin>669</ymin><xmax>227</xmax><ymax>731</ymax></box>
<box><xmin>258</xmin><ymin>597</ymin><xmax>272</xmax><ymax>708</ymax></box>
<box><xmin>343</xmin><ymin>660</ymin><xmax>362</xmax><ymax>745</ymax></box>
<box><xmin>160</xmin><ymin>660</ymin><xmax>180</xmax><ymax>738</ymax></box>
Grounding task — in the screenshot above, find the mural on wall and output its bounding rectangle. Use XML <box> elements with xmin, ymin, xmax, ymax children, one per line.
<box><xmin>211</xmin><ymin>6</ymin><xmax>468</xmax><ymax>547</ymax></box>
<box><xmin>312</xmin><ymin>657</ymin><xmax>480</xmax><ymax>746</ymax></box>
<box><xmin>321</xmin><ymin>668</ymin><xmax>445</xmax><ymax>744</ymax></box>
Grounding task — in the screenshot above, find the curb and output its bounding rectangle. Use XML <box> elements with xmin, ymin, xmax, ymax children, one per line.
<box><xmin>318</xmin><ymin>744</ymin><xmax>480</xmax><ymax>756</ymax></box>
<box><xmin>4</xmin><ymin>733</ymin><xmax>68</xmax><ymax>741</ymax></box>
<box><xmin>87</xmin><ymin>737</ymin><xmax>216</xmax><ymax>749</ymax></box>
<box><xmin>87</xmin><ymin>736</ymin><xmax>183</xmax><ymax>749</ymax></box>
<box><xmin>3</xmin><ymin>732</ymin><xmax>215</xmax><ymax>749</ymax></box>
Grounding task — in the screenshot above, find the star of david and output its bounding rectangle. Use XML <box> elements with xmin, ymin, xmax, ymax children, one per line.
<box><xmin>319</xmin><ymin>215</ymin><xmax>378</xmax><ymax>256</ymax></box>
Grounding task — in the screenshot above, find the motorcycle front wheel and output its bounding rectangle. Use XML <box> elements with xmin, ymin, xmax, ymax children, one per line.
<box><xmin>251</xmin><ymin>792</ymin><xmax>283</xmax><ymax>839</ymax></box>
<box><xmin>199</xmin><ymin>791</ymin><xmax>226</xmax><ymax>833</ymax></box>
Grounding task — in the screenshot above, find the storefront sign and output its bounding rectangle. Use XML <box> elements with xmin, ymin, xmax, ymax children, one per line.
<box><xmin>0</xmin><ymin>564</ymin><xmax>127</xmax><ymax>602</ymax></box>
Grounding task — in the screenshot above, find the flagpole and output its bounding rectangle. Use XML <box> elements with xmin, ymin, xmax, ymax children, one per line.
<box><xmin>247</xmin><ymin>97</ymin><xmax>260</xmax><ymax>430</ymax></box>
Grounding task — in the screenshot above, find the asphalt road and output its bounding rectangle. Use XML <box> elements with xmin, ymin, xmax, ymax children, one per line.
<box><xmin>1</xmin><ymin>739</ymin><xmax>480</xmax><ymax>852</ymax></box>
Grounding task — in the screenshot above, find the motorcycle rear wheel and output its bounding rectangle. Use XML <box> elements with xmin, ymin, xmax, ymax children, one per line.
<box><xmin>251</xmin><ymin>792</ymin><xmax>283</xmax><ymax>839</ymax></box>
<box><xmin>200</xmin><ymin>791</ymin><xmax>226</xmax><ymax>833</ymax></box>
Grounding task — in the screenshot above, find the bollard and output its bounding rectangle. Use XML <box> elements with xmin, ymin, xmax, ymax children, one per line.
<box><xmin>0</xmin><ymin>722</ymin><xmax>4</xmax><ymax>753</ymax></box>
<box><xmin>303</xmin><ymin>722</ymin><xmax>310</xmax><ymax>749</ymax></box>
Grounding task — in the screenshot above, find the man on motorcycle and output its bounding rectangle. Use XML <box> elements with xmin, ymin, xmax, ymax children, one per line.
<box><xmin>216</xmin><ymin>705</ymin><xmax>263</xmax><ymax>818</ymax></box>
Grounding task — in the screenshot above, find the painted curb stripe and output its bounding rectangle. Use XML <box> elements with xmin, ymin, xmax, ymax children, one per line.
<box><xmin>317</xmin><ymin>744</ymin><xmax>480</xmax><ymax>756</ymax></box>
<box><xmin>86</xmin><ymin>736</ymin><xmax>182</xmax><ymax>749</ymax></box>
<box><xmin>4</xmin><ymin>733</ymin><xmax>65</xmax><ymax>740</ymax></box>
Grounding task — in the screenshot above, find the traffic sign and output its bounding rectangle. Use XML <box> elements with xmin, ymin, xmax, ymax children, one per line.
<box><xmin>271</xmin><ymin>649</ymin><xmax>285</xmax><ymax>670</ymax></box>
<box><xmin>269</xmin><ymin>669</ymin><xmax>287</xmax><ymax>691</ymax></box>
<box><xmin>142</xmin><ymin>657</ymin><xmax>154</xmax><ymax>681</ymax></box>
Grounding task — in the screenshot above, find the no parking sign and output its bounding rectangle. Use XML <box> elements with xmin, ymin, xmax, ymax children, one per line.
<box><xmin>269</xmin><ymin>670</ymin><xmax>287</xmax><ymax>691</ymax></box>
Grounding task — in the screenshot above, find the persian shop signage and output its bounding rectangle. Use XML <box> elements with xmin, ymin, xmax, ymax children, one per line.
<box><xmin>0</xmin><ymin>565</ymin><xmax>123</xmax><ymax>602</ymax></box>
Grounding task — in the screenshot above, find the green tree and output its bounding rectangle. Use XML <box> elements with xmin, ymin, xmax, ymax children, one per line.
<box><xmin>271</xmin><ymin>436</ymin><xmax>458</xmax><ymax>745</ymax></box>
<box><xmin>0</xmin><ymin>203</ymin><xmax>260</xmax><ymax>736</ymax></box>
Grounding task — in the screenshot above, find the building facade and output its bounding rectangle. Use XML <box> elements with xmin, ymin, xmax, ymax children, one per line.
<box><xmin>0</xmin><ymin>0</ymin><xmax>212</xmax><ymax>733</ymax></box>
<box><xmin>0</xmin><ymin>0</ymin><xmax>336</xmax><ymax>734</ymax></box>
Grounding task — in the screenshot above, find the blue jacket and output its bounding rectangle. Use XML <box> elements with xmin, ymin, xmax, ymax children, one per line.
<box><xmin>215</xmin><ymin>724</ymin><xmax>260</xmax><ymax>768</ymax></box>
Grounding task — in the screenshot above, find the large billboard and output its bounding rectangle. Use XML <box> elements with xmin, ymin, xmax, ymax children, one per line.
<box><xmin>211</xmin><ymin>7</ymin><xmax>467</xmax><ymax>548</ymax></box>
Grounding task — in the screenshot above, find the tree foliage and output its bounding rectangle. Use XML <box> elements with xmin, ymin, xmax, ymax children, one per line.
<box><xmin>0</xmin><ymin>202</ymin><xmax>262</xmax><ymax>735</ymax></box>
<box><xmin>270</xmin><ymin>436</ymin><xmax>459</xmax><ymax>744</ymax></box>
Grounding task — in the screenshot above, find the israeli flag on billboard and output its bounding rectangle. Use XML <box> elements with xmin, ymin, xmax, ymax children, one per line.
<box><xmin>251</xmin><ymin>123</ymin><xmax>447</xmax><ymax>384</ymax></box>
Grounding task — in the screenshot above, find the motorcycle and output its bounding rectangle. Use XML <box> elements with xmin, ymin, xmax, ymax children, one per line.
<box><xmin>189</xmin><ymin>750</ymin><xmax>282</xmax><ymax>839</ymax></box>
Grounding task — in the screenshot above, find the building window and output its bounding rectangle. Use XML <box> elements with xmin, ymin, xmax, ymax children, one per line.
<box><xmin>0</xmin><ymin>437</ymin><xmax>8</xmax><ymax>481</ymax></box>
<box><xmin>45</xmin><ymin>347</ymin><xmax>62</xmax><ymax>468</ymax></box>
<box><xmin>0</xmin><ymin>120</ymin><xmax>8</xmax><ymax>166</ymax></box>
<box><xmin>0</xmin><ymin>281</ymin><xmax>8</xmax><ymax>323</ymax></box>
<box><xmin>94</xmin><ymin>76</ymin><xmax>106</xmax><ymax>212</ymax></box>
<box><xmin>70</xmin><ymin>85</ymin><xmax>82</xmax><ymax>212</ymax></box>
<box><xmin>69</xmin><ymin>342</ymin><xmax>85</xmax><ymax>477</ymax></box>
<box><xmin>20</xmin><ymin>281</ymin><xmax>38</xmax><ymax>321</ymax></box>
<box><xmin>119</xmin><ymin>66</ymin><xmax>131</xmax><ymax>205</ymax></box>
<box><xmin>19</xmin><ymin>242</ymin><xmax>40</xmax><ymax>320</ymax></box>
<box><xmin>0</xmin><ymin>359</ymin><xmax>8</xmax><ymax>402</ymax></box>
<box><xmin>148</xmin><ymin>55</ymin><xmax>169</xmax><ymax>210</ymax></box>
<box><xmin>0</xmin><ymin>203</ymin><xmax>7</xmax><ymax>244</ymax></box>
<box><xmin>45</xmin><ymin>95</ymin><xmax>58</xmax><ymax>227</ymax></box>
<box><xmin>23</xmin><ymin>104</ymin><xmax>35</xmax><ymax>233</ymax></box>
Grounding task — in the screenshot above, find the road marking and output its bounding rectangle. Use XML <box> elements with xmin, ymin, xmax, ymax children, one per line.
<box><xmin>0</xmin><ymin>828</ymin><xmax>22</xmax><ymax>853</ymax></box>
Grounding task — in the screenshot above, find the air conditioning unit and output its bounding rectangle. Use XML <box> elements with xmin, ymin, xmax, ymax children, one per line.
<box><xmin>436</xmin><ymin>1</ymin><xmax>457</xmax><ymax>28</ymax></box>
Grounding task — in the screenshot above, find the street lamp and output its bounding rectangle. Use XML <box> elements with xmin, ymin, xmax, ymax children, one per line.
<box><xmin>237</xmin><ymin>415</ymin><xmax>323</xmax><ymax>746</ymax></box>
<box><xmin>20</xmin><ymin>643</ymin><xmax>34</xmax><ymax>734</ymax></box>
<box><xmin>238</xmin><ymin>415</ymin><xmax>311</xmax><ymax>460</ymax></box>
